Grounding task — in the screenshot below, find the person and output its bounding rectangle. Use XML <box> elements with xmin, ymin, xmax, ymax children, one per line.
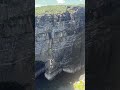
<box><xmin>50</xmin><ymin>59</ymin><xmax>54</xmax><ymax>68</ymax></box>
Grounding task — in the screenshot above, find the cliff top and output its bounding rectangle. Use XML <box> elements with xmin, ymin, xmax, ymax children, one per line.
<box><xmin>35</xmin><ymin>5</ymin><xmax>84</xmax><ymax>16</ymax></box>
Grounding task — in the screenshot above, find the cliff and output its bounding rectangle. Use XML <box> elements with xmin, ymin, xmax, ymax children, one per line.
<box><xmin>0</xmin><ymin>0</ymin><xmax>34</xmax><ymax>90</ymax></box>
<box><xmin>35</xmin><ymin>5</ymin><xmax>85</xmax><ymax>80</ymax></box>
<box><xmin>85</xmin><ymin>0</ymin><xmax>113</xmax><ymax>89</ymax></box>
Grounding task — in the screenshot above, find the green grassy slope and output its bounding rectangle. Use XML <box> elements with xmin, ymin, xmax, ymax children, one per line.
<box><xmin>35</xmin><ymin>5</ymin><xmax>84</xmax><ymax>16</ymax></box>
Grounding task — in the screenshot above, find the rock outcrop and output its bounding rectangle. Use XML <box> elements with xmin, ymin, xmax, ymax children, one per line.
<box><xmin>35</xmin><ymin>6</ymin><xmax>85</xmax><ymax>80</ymax></box>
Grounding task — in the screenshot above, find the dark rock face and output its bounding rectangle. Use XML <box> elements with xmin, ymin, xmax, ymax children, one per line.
<box><xmin>0</xmin><ymin>82</ymin><xmax>25</xmax><ymax>90</ymax></box>
<box><xmin>0</xmin><ymin>0</ymin><xmax>34</xmax><ymax>90</ymax></box>
<box><xmin>0</xmin><ymin>16</ymin><xmax>34</xmax><ymax>83</ymax></box>
<box><xmin>35</xmin><ymin>6</ymin><xmax>85</xmax><ymax>80</ymax></box>
<box><xmin>85</xmin><ymin>0</ymin><xmax>113</xmax><ymax>89</ymax></box>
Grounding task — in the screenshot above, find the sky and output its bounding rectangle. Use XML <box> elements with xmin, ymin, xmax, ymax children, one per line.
<box><xmin>35</xmin><ymin>0</ymin><xmax>85</xmax><ymax>7</ymax></box>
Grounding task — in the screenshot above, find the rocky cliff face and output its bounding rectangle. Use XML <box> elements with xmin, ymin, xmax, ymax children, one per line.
<box><xmin>0</xmin><ymin>0</ymin><xmax>34</xmax><ymax>90</ymax></box>
<box><xmin>85</xmin><ymin>0</ymin><xmax>113</xmax><ymax>89</ymax></box>
<box><xmin>35</xmin><ymin>6</ymin><xmax>85</xmax><ymax>80</ymax></box>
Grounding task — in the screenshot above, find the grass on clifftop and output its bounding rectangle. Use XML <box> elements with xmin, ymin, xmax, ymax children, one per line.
<box><xmin>35</xmin><ymin>5</ymin><xmax>84</xmax><ymax>16</ymax></box>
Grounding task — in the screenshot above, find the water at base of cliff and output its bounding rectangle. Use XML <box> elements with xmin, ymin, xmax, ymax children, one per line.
<box><xmin>35</xmin><ymin>68</ymin><xmax>84</xmax><ymax>90</ymax></box>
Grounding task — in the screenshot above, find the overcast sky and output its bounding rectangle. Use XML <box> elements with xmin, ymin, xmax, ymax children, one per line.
<box><xmin>35</xmin><ymin>0</ymin><xmax>85</xmax><ymax>7</ymax></box>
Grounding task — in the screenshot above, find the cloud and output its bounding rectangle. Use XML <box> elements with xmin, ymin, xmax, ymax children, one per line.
<box><xmin>56</xmin><ymin>0</ymin><xmax>65</xmax><ymax>4</ymax></box>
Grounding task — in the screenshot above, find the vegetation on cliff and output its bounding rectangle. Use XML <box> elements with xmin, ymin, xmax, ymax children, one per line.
<box><xmin>35</xmin><ymin>5</ymin><xmax>84</xmax><ymax>16</ymax></box>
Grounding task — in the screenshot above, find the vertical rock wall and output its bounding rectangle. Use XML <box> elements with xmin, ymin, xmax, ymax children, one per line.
<box><xmin>86</xmin><ymin>0</ymin><xmax>112</xmax><ymax>89</ymax></box>
<box><xmin>0</xmin><ymin>0</ymin><xmax>34</xmax><ymax>90</ymax></box>
<box><xmin>35</xmin><ymin>6</ymin><xmax>85</xmax><ymax>79</ymax></box>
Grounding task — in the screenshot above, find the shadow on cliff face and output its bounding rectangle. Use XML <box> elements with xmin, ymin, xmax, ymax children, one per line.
<box><xmin>36</xmin><ymin>67</ymin><xmax>84</xmax><ymax>90</ymax></box>
<box><xmin>0</xmin><ymin>82</ymin><xmax>30</xmax><ymax>90</ymax></box>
